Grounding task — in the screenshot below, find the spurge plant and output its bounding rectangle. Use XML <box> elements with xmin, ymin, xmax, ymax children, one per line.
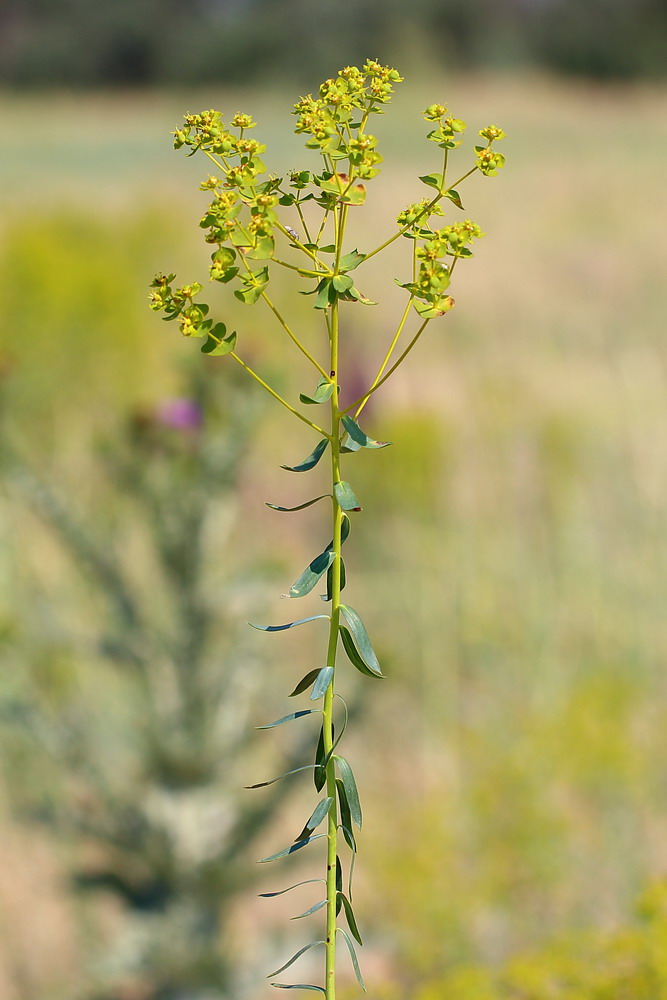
<box><xmin>149</xmin><ymin>59</ymin><xmax>506</xmax><ymax>999</ymax></box>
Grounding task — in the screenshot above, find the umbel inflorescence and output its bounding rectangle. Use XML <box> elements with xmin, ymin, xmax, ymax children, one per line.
<box><xmin>149</xmin><ymin>59</ymin><xmax>505</xmax><ymax>999</ymax></box>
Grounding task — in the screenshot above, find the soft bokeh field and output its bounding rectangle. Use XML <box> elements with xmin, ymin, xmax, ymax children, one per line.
<box><xmin>2</xmin><ymin>73</ymin><xmax>667</xmax><ymax>997</ymax></box>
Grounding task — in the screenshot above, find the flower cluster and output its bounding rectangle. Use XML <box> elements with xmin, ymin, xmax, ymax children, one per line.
<box><xmin>475</xmin><ymin>123</ymin><xmax>507</xmax><ymax>176</ymax></box>
<box><xmin>423</xmin><ymin>103</ymin><xmax>467</xmax><ymax>150</ymax></box>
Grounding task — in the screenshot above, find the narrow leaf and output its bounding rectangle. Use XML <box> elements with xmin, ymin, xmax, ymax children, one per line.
<box><xmin>322</xmin><ymin>556</ymin><xmax>346</xmax><ymax>602</ymax></box>
<box><xmin>334</xmin><ymin>481</ymin><xmax>362</xmax><ymax>512</ymax></box>
<box><xmin>338</xmin><ymin>893</ymin><xmax>363</xmax><ymax>945</ymax></box>
<box><xmin>289</xmin><ymin>548</ymin><xmax>336</xmax><ymax>599</ymax></box>
<box><xmin>334</xmin><ymin>755</ymin><xmax>362</xmax><ymax>828</ymax></box>
<box><xmin>289</xmin><ymin>669</ymin><xmax>322</xmax><ymax>698</ymax></box>
<box><xmin>299</xmin><ymin>378</ymin><xmax>335</xmax><ymax>405</ymax></box>
<box><xmin>269</xmin><ymin>986</ymin><xmax>325</xmax><ymax>994</ymax></box>
<box><xmin>310</xmin><ymin>666</ymin><xmax>334</xmax><ymax>701</ymax></box>
<box><xmin>339</xmin><ymin>605</ymin><xmax>382</xmax><ymax>678</ymax></box>
<box><xmin>259</xmin><ymin>879</ymin><xmax>325</xmax><ymax>898</ymax></box>
<box><xmin>291</xmin><ymin>899</ymin><xmax>328</xmax><ymax>920</ymax></box>
<box><xmin>256</xmin><ymin>710</ymin><xmax>319</xmax><ymax>731</ymax></box>
<box><xmin>314</xmin><ymin>725</ymin><xmax>327</xmax><ymax>792</ymax></box>
<box><xmin>281</xmin><ymin>438</ymin><xmax>329</xmax><ymax>473</ymax></box>
<box><xmin>296</xmin><ymin>796</ymin><xmax>334</xmax><ymax>841</ymax></box>
<box><xmin>339</xmin><ymin>626</ymin><xmax>383</xmax><ymax>679</ymax></box>
<box><xmin>267</xmin><ymin>941</ymin><xmax>325</xmax><ymax>978</ymax></box>
<box><xmin>341</xmin><ymin>415</ymin><xmax>391</xmax><ymax>449</ymax></box>
<box><xmin>336</xmin><ymin>778</ymin><xmax>355</xmax><ymax>851</ymax></box>
<box><xmin>266</xmin><ymin>494</ymin><xmax>330</xmax><ymax>513</ymax></box>
<box><xmin>249</xmin><ymin>615</ymin><xmax>330</xmax><ymax>632</ymax></box>
<box><xmin>337</xmin><ymin>928</ymin><xmax>366</xmax><ymax>992</ymax></box>
<box><xmin>340</xmin><ymin>822</ymin><xmax>357</xmax><ymax>853</ymax></box>
<box><xmin>245</xmin><ymin>765</ymin><xmax>315</xmax><ymax>790</ymax></box>
<box><xmin>259</xmin><ymin>834</ymin><xmax>326</xmax><ymax>864</ymax></box>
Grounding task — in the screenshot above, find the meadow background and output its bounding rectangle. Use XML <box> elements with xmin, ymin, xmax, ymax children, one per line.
<box><xmin>2</xmin><ymin>3</ymin><xmax>667</xmax><ymax>999</ymax></box>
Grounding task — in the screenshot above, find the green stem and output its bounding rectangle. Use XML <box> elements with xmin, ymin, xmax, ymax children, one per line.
<box><xmin>342</xmin><ymin>318</ymin><xmax>431</xmax><ymax>418</ymax></box>
<box><xmin>260</xmin><ymin>291</ymin><xmax>331</xmax><ymax>380</ymax></box>
<box><xmin>229</xmin><ymin>352</ymin><xmax>329</xmax><ymax>436</ymax></box>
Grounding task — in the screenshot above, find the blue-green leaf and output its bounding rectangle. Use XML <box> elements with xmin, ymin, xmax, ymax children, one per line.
<box><xmin>322</xmin><ymin>556</ymin><xmax>346</xmax><ymax>602</ymax></box>
<box><xmin>259</xmin><ymin>879</ymin><xmax>325</xmax><ymax>898</ymax></box>
<box><xmin>266</xmin><ymin>494</ymin><xmax>330</xmax><ymax>512</ymax></box>
<box><xmin>259</xmin><ymin>834</ymin><xmax>326</xmax><ymax>864</ymax></box>
<box><xmin>281</xmin><ymin>438</ymin><xmax>329</xmax><ymax>473</ymax></box>
<box><xmin>267</xmin><ymin>941</ymin><xmax>325</xmax><ymax>978</ymax></box>
<box><xmin>249</xmin><ymin>615</ymin><xmax>330</xmax><ymax>632</ymax></box>
<box><xmin>269</xmin><ymin>986</ymin><xmax>326</xmax><ymax>994</ymax></box>
<box><xmin>341</xmin><ymin>415</ymin><xmax>391</xmax><ymax>449</ymax></box>
<box><xmin>289</xmin><ymin>669</ymin><xmax>322</xmax><ymax>698</ymax></box>
<box><xmin>310</xmin><ymin>666</ymin><xmax>334</xmax><ymax>701</ymax></box>
<box><xmin>334</xmin><ymin>481</ymin><xmax>362</xmax><ymax>512</ymax></box>
<box><xmin>299</xmin><ymin>378</ymin><xmax>335</xmax><ymax>405</ymax></box>
<box><xmin>245</xmin><ymin>765</ymin><xmax>316</xmax><ymax>790</ymax></box>
<box><xmin>337</xmin><ymin>928</ymin><xmax>366</xmax><ymax>992</ymax></box>
<box><xmin>338</xmin><ymin>893</ymin><xmax>363</xmax><ymax>945</ymax></box>
<box><xmin>296</xmin><ymin>796</ymin><xmax>334</xmax><ymax>841</ymax></box>
<box><xmin>334</xmin><ymin>755</ymin><xmax>362</xmax><ymax>829</ymax></box>
<box><xmin>339</xmin><ymin>626</ymin><xmax>383</xmax><ymax>679</ymax></box>
<box><xmin>289</xmin><ymin>549</ymin><xmax>336</xmax><ymax>599</ymax></box>
<box><xmin>256</xmin><ymin>710</ymin><xmax>319</xmax><ymax>731</ymax></box>
<box><xmin>291</xmin><ymin>899</ymin><xmax>328</xmax><ymax>920</ymax></box>
<box><xmin>339</xmin><ymin>605</ymin><xmax>382</xmax><ymax>677</ymax></box>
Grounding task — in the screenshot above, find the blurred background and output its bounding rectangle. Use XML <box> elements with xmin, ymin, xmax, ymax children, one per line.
<box><xmin>2</xmin><ymin>2</ymin><xmax>667</xmax><ymax>999</ymax></box>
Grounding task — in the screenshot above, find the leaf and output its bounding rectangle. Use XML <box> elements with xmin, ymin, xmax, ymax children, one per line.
<box><xmin>344</xmin><ymin>286</ymin><xmax>377</xmax><ymax>305</ymax></box>
<box><xmin>245</xmin><ymin>764</ymin><xmax>316</xmax><ymax>790</ymax></box>
<box><xmin>259</xmin><ymin>879</ymin><xmax>325</xmax><ymax>898</ymax></box>
<box><xmin>281</xmin><ymin>438</ymin><xmax>329</xmax><ymax>473</ymax></box>
<box><xmin>314</xmin><ymin>725</ymin><xmax>327</xmax><ymax>792</ymax></box>
<box><xmin>419</xmin><ymin>172</ymin><xmax>444</xmax><ymax>190</ymax></box>
<box><xmin>256</xmin><ymin>710</ymin><xmax>319</xmax><ymax>731</ymax></box>
<box><xmin>258</xmin><ymin>834</ymin><xmax>326</xmax><ymax>864</ymax></box>
<box><xmin>269</xmin><ymin>986</ymin><xmax>326</xmax><ymax>994</ymax></box>
<box><xmin>266</xmin><ymin>494</ymin><xmax>331</xmax><ymax>513</ymax></box>
<box><xmin>267</xmin><ymin>941</ymin><xmax>325</xmax><ymax>978</ymax></box>
<box><xmin>289</xmin><ymin>548</ymin><xmax>336</xmax><ymax>599</ymax></box>
<box><xmin>342</xmin><ymin>183</ymin><xmax>366</xmax><ymax>206</ymax></box>
<box><xmin>296</xmin><ymin>796</ymin><xmax>334</xmax><ymax>841</ymax></box>
<box><xmin>322</xmin><ymin>556</ymin><xmax>346</xmax><ymax>602</ymax></box>
<box><xmin>249</xmin><ymin>614</ymin><xmax>330</xmax><ymax>632</ymax></box>
<box><xmin>299</xmin><ymin>378</ymin><xmax>335</xmax><ymax>405</ymax></box>
<box><xmin>339</xmin><ymin>605</ymin><xmax>383</xmax><ymax>678</ymax></box>
<box><xmin>339</xmin><ymin>627</ymin><xmax>383</xmax><ymax>680</ymax></box>
<box><xmin>291</xmin><ymin>899</ymin><xmax>328</xmax><ymax>920</ymax></box>
<box><xmin>334</xmin><ymin>755</ymin><xmax>362</xmax><ymax>828</ymax></box>
<box><xmin>334</xmin><ymin>481</ymin><xmax>362</xmax><ymax>512</ymax></box>
<box><xmin>310</xmin><ymin>666</ymin><xmax>334</xmax><ymax>701</ymax></box>
<box><xmin>314</xmin><ymin>278</ymin><xmax>333</xmax><ymax>310</ymax></box>
<box><xmin>332</xmin><ymin>274</ymin><xmax>354</xmax><ymax>294</ymax></box>
<box><xmin>339</xmin><ymin>249</ymin><xmax>366</xmax><ymax>272</ymax></box>
<box><xmin>445</xmin><ymin>187</ymin><xmax>465</xmax><ymax>210</ymax></box>
<box><xmin>336</xmin><ymin>778</ymin><xmax>355</xmax><ymax>851</ymax></box>
<box><xmin>289</xmin><ymin>669</ymin><xmax>323</xmax><ymax>698</ymax></box>
<box><xmin>337</xmin><ymin>928</ymin><xmax>366</xmax><ymax>992</ymax></box>
<box><xmin>338</xmin><ymin>893</ymin><xmax>363</xmax><ymax>946</ymax></box>
<box><xmin>341</xmin><ymin>415</ymin><xmax>391</xmax><ymax>449</ymax></box>
<box><xmin>201</xmin><ymin>326</ymin><xmax>237</xmax><ymax>356</ymax></box>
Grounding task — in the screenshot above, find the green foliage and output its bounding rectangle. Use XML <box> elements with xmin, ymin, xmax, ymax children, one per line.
<box><xmin>149</xmin><ymin>60</ymin><xmax>505</xmax><ymax>998</ymax></box>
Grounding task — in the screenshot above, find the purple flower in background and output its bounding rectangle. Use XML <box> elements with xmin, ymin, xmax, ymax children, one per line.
<box><xmin>156</xmin><ymin>397</ymin><xmax>203</xmax><ymax>431</ymax></box>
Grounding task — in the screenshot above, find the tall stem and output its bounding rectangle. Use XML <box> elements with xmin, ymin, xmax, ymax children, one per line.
<box><xmin>322</xmin><ymin>232</ymin><xmax>345</xmax><ymax>999</ymax></box>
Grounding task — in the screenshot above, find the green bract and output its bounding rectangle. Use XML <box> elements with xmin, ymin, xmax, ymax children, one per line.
<box><xmin>149</xmin><ymin>59</ymin><xmax>506</xmax><ymax>999</ymax></box>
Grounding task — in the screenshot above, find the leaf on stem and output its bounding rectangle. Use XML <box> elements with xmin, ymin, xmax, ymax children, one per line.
<box><xmin>296</xmin><ymin>796</ymin><xmax>334</xmax><ymax>841</ymax></box>
<box><xmin>445</xmin><ymin>188</ymin><xmax>465</xmax><ymax>210</ymax></box>
<box><xmin>337</xmin><ymin>929</ymin><xmax>366</xmax><ymax>992</ymax></box>
<box><xmin>322</xmin><ymin>556</ymin><xmax>346</xmax><ymax>602</ymax></box>
<box><xmin>419</xmin><ymin>172</ymin><xmax>444</xmax><ymax>190</ymax></box>
<box><xmin>338</xmin><ymin>892</ymin><xmax>364</xmax><ymax>945</ymax></box>
<box><xmin>201</xmin><ymin>324</ymin><xmax>237</xmax><ymax>356</ymax></box>
<box><xmin>313</xmin><ymin>725</ymin><xmax>327</xmax><ymax>792</ymax></box>
<box><xmin>289</xmin><ymin>548</ymin><xmax>336</xmax><ymax>599</ymax></box>
<box><xmin>245</xmin><ymin>765</ymin><xmax>316</xmax><ymax>790</ymax></box>
<box><xmin>281</xmin><ymin>438</ymin><xmax>329</xmax><ymax>473</ymax></box>
<box><xmin>339</xmin><ymin>249</ymin><xmax>366</xmax><ymax>272</ymax></box>
<box><xmin>299</xmin><ymin>378</ymin><xmax>335</xmax><ymax>405</ymax></box>
<box><xmin>258</xmin><ymin>879</ymin><xmax>325</xmax><ymax>898</ymax></box>
<box><xmin>291</xmin><ymin>899</ymin><xmax>328</xmax><ymax>920</ymax></box>
<box><xmin>256</xmin><ymin>710</ymin><xmax>319</xmax><ymax>731</ymax></box>
<box><xmin>266</xmin><ymin>494</ymin><xmax>331</xmax><ymax>513</ymax></box>
<box><xmin>267</xmin><ymin>941</ymin><xmax>325</xmax><ymax>978</ymax></box>
<box><xmin>340</xmin><ymin>627</ymin><xmax>383</xmax><ymax>679</ymax></box>
<box><xmin>339</xmin><ymin>605</ymin><xmax>383</xmax><ymax>678</ymax></box>
<box><xmin>249</xmin><ymin>615</ymin><xmax>330</xmax><ymax>632</ymax></box>
<box><xmin>258</xmin><ymin>834</ymin><xmax>326</xmax><ymax>864</ymax></box>
<box><xmin>334</xmin><ymin>755</ymin><xmax>362</xmax><ymax>829</ymax></box>
<box><xmin>310</xmin><ymin>666</ymin><xmax>334</xmax><ymax>701</ymax></box>
<box><xmin>341</xmin><ymin>415</ymin><xmax>391</xmax><ymax>449</ymax></box>
<box><xmin>289</xmin><ymin>669</ymin><xmax>323</xmax><ymax>698</ymax></box>
<box><xmin>334</xmin><ymin>480</ymin><xmax>362</xmax><ymax>512</ymax></box>
<box><xmin>269</xmin><ymin>986</ymin><xmax>326</xmax><ymax>994</ymax></box>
